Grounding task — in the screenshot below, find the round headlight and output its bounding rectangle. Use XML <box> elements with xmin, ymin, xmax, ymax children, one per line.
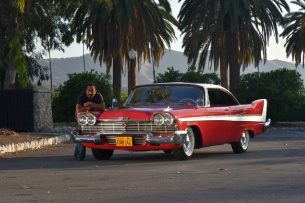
<box><xmin>163</xmin><ymin>114</ymin><xmax>173</xmax><ymax>125</ymax></box>
<box><xmin>78</xmin><ymin>114</ymin><xmax>87</xmax><ymax>125</ymax></box>
<box><xmin>154</xmin><ymin>114</ymin><xmax>164</xmax><ymax>125</ymax></box>
<box><xmin>87</xmin><ymin>115</ymin><xmax>96</xmax><ymax>125</ymax></box>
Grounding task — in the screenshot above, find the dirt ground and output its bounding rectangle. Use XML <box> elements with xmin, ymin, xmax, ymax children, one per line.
<box><xmin>0</xmin><ymin>129</ymin><xmax>56</xmax><ymax>146</ymax></box>
<box><xmin>1</xmin><ymin>122</ymin><xmax>304</xmax><ymax>146</ymax></box>
<box><xmin>0</xmin><ymin>123</ymin><xmax>77</xmax><ymax>146</ymax></box>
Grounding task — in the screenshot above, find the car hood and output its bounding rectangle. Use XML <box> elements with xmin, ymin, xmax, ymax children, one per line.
<box><xmin>98</xmin><ymin>105</ymin><xmax>194</xmax><ymax>120</ymax></box>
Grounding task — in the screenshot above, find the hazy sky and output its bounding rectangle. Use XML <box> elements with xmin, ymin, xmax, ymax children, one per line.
<box><xmin>48</xmin><ymin>1</ymin><xmax>300</xmax><ymax>63</ymax></box>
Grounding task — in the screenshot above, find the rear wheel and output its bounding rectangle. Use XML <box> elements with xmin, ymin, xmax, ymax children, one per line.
<box><xmin>231</xmin><ymin>131</ymin><xmax>250</xmax><ymax>153</ymax></box>
<box><xmin>173</xmin><ymin>127</ymin><xmax>195</xmax><ymax>160</ymax></box>
<box><xmin>91</xmin><ymin>148</ymin><xmax>114</xmax><ymax>160</ymax></box>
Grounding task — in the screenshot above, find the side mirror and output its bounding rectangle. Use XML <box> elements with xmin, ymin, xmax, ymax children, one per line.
<box><xmin>111</xmin><ymin>98</ymin><xmax>118</xmax><ymax>109</ymax></box>
<box><xmin>196</xmin><ymin>98</ymin><xmax>204</xmax><ymax>107</ymax></box>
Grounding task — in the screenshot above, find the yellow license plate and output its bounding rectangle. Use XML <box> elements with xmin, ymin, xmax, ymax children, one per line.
<box><xmin>116</xmin><ymin>137</ymin><xmax>133</xmax><ymax>146</ymax></box>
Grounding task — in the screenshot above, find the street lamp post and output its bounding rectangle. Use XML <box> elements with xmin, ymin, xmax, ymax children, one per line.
<box><xmin>128</xmin><ymin>48</ymin><xmax>137</xmax><ymax>93</ymax></box>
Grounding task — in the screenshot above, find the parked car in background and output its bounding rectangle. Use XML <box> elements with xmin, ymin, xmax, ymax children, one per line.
<box><xmin>72</xmin><ymin>83</ymin><xmax>270</xmax><ymax>160</ymax></box>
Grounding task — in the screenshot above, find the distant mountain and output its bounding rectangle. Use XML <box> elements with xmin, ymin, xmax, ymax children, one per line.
<box><xmin>38</xmin><ymin>49</ymin><xmax>305</xmax><ymax>91</ymax></box>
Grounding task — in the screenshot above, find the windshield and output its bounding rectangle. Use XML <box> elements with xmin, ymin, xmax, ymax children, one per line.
<box><xmin>125</xmin><ymin>85</ymin><xmax>204</xmax><ymax>105</ymax></box>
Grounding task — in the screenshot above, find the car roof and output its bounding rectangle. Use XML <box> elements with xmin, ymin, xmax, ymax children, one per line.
<box><xmin>134</xmin><ymin>82</ymin><xmax>228</xmax><ymax>91</ymax></box>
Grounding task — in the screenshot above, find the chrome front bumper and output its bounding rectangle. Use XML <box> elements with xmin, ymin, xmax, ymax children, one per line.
<box><xmin>71</xmin><ymin>130</ymin><xmax>188</xmax><ymax>145</ymax></box>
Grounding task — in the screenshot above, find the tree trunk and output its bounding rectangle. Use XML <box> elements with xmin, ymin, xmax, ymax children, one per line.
<box><xmin>49</xmin><ymin>48</ymin><xmax>53</xmax><ymax>98</ymax></box>
<box><xmin>3</xmin><ymin>13</ymin><xmax>18</xmax><ymax>89</ymax></box>
<box><xmin>220</xmin><ymin>49</ymin><xmax>229</xmax><ymax>89</ymax></box>
<box><xmin>83</xmin><ymin>42</ymin><xmax>86</xmax><ymax>72</ymax></box>
<box><xmin>128</xmin><ymin>61</ymin><xmax>131</xmax><ymax>94</ymax></box>
<box><xmin>134</xmin><ymin>61</ymin><xmax>137</xmax><ymax>87</ymax></box>
<box><xmin>113</xmin><ymin>54</ymin><xmax>122</xmax><ymax>104</ymax></box>
<box><xmin>226</xmin><ymin>30</ymin><xmax>240</xmax><ymax>94</ymax></box>
<box><xmin>153</xmin><ymin>63</ymin><xmax>156</xmax><ymax>83</ymax></box>
<box><xmin>3</xmin><ymin>63</ymin><xmax>16</xmax><ymax>89</ymax></box>
<box><xmin>128</xmin><ymin>59</ymin><xmax>136</xmax><ymax>95</ymax></box>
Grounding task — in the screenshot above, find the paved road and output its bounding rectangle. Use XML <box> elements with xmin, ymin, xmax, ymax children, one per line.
<box><xmin>0</xmin><ymin>130</ymin><xmax>305</xmax><ymax>203</ymax></box>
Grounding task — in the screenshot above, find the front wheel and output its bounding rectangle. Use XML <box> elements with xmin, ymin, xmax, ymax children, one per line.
<box><xmin>91</xmin><ymin>148</ymin><xmax>114</xmax><ymax>160</ymax></box>
<box><xmin>173</xmin><ymin>127</ymin><xmax>195</xmax><ymax>160</ymax></box>
<box><xmin>231</xmin><ymin>131</ymin><xmax>250</xmax><ymax>153</ymax></box>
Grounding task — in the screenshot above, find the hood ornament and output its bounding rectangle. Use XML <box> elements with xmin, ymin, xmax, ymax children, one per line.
<box><xmin>163</xmin><ymin>106</ymin><xmax>173</xmax><ymax>112</ymax></box>
<box><xmin>117</xmin><ymin>117</ymin><xmax>129</xmax><ymax>121</ymax></box>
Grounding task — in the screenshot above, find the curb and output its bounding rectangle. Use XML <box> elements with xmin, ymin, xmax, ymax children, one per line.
<box><xmin>0</xmin><ymin>134</ymin><xmax>71</xmax><ymax>155</ymax></box>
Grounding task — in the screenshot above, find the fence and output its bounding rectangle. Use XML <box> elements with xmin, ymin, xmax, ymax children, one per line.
<box><xmin>0</xmin><ymin>89</ymin><xmax>34</xmax><ymax>131</ymax></box>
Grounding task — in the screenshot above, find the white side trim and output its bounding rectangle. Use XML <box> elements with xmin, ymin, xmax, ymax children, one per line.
<box><xmin>179</xmin><ymin>114</ymin><xmax>265</xmax><ymax>122</ymax></box>
<box><xmin>179</xmin><ymin>99</ymin><xmax>267</xmax><ymax>123</ymax></box>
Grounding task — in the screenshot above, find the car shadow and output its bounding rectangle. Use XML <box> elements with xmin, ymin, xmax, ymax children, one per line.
<box><xmin>1</xmin><ymin>130</ymin><xmax>304</xmax><ymax>171</ymax></box>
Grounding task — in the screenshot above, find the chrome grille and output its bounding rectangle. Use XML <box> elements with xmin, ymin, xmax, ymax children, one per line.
<box><xmin>81</xmin><ymin>121</ymin><xmax>177</xmax><ymax>134</ymax></box>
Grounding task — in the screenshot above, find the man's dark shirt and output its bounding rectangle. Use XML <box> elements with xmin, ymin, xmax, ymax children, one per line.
<box><xmin>77</xmin><ymin>92</ymin><xmax>104</xmax><ymax>106</ymax></box>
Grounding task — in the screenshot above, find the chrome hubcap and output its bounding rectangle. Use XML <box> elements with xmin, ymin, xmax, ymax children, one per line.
<box><xmin>183</xmin><ymin>128</ymin><xmax>195</xmax><ymax>156</ymax></box>
<box><xmin>241</xmin><ymin>131</ymin><xmax>249</xmax><ymax>150</ymax></box>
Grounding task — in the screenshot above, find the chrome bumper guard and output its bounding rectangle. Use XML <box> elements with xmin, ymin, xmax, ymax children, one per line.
<box><xmin>71</xmin><ymin>130</ymin><xmax>188</xmax><ymax>145</ymax></box>
<box><xmin>263</xmin><ymin>118</ymin><xmax>271</xmax><ymax>132</ymax></box>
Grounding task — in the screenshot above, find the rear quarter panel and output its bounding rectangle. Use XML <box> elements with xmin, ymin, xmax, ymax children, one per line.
<box><xmin>175</xmin><ymin>99</ymin><xmax>267</xmax><ymax>147</ymax></box>
<box><xmin>229</xmin><ymin>99</ymin><xmax>267</xmax><ymax>141</ymax></box>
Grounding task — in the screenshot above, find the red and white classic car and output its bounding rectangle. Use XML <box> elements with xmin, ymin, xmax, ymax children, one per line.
<box><xmin>72</xmin><ymin>83</ymin><xmax>270</xmax><ymax>160</ymax></box>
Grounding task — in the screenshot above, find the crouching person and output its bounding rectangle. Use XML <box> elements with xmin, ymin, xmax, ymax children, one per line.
<box><xmin>74</xmin><ymin>83</ymin><xmax>105</xmax><ymax>160</ymax></box>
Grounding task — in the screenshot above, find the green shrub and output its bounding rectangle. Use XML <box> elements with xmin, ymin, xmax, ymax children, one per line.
<box><xmin>155</xmin><ymin>65</ymin><xmax>221</xmax><ymax>84</ymax></box>
<box><xmin>120</xmin><ymin>91</ymin><xmax>129</xmax><ymax>105</ymax></box>
<box><xmin>52</xmin><ymin>70</ymin><xmax>113</xmax><ymax>122</ymax></box>
<box><xmin>235</xmin><ymin>68</ymin><xmax>305</xmax><ymax>122</ymax></box>
<box><xmin>155</xmin><ymin>67</ymin><xmax>182</xmax><ymax>83</ymax></box>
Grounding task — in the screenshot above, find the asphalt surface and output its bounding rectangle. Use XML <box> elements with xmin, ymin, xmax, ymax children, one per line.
<box><xmin>0</xmin><ymin>129</ymin><xmax>304</xmax><ymax>203</ymax></box>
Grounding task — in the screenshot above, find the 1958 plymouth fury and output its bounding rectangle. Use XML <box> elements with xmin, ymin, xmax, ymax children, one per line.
<box><xmin>72</xmin><ymin>83</ymin><xmax>270</xmax><ymax>160</ymax></box>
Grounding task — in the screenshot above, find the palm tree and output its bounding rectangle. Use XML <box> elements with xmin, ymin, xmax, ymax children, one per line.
<box><xmin>178</xmin><ymin>0</ymin><xmax>289</xmax><ymax>93</ymax></box>
<box><xmin>281</xmin><ymin>0</ymin><xmax>305</xmax><ymax>68</ymax></box>
<box><xmin>72</xmin><ymin>0</ymin><xmax>177</xmax><ymax>102</ymax></box>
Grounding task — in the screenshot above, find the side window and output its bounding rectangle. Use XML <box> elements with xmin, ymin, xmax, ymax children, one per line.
<box><xmin>208</xmin><ymin>89</ymin><xmax>239</xmax><ymax>106</ymax></box>
<box><xmin>225</xmin><ymin>92</ymin><xmax>239</xmax><ymax>105</ymax></box>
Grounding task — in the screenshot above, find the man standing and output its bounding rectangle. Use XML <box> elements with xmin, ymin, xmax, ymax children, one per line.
<box><xmin>75</xmin><ymin>83</ymin><xmax>105</xmax><ymax>160</ymax></box>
